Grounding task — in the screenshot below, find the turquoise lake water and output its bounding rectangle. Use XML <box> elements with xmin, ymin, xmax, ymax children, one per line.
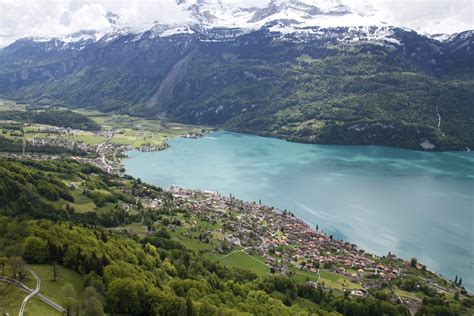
<box><xmin>124</xmin><ymin>131</ymin><xmax>474</xmax><ymax>291</ymax></box>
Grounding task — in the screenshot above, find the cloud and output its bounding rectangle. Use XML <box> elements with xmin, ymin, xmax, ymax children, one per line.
<box><xmin>375</xmin><ymin>0</ymin><xmax>473</xmax><ymax>34</ymax></box>
<box><xmin>95</xmin><ymin>0</ymin><xmax>190</xmax><ymax>25</ymax></box>
<box><xmin>0</xmin><ymin>0</ymin><xmax>191</xmax><ymax>46</ymax></box>
<box><xmin>0</xmin><ymin>0</ymin><xmax>472</xmax><ymax>47</ymax></box>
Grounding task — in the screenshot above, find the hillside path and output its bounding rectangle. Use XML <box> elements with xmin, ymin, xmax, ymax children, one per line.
<box><xmin>0</xmin><ymin>271</ymin><xmax>66</xmax><ymax>314</ymax></box>
<box><xmin>19</xmin><ymin>269</ymin><xmax>40</xmax><ymax>316</ymax></box>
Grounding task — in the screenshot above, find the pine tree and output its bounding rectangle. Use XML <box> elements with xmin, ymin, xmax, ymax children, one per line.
<box><xmin>454</xmin><ymin>275</ymin><xmax>458</xmax><ymax>284</ymax></box>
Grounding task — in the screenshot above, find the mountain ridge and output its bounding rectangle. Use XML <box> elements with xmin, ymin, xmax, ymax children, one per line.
<box><xmin>0</xmin><ymin>1</ymin><xmax>473</xmax><ymax>151</ymax></box>
<box><xmin>3</xmin><ymin>0</ymin><xmax>471</xmax><ymax>48</ymax></box>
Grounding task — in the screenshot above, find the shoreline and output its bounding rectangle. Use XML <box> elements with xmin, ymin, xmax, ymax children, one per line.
<box><xmin>223</xmin><ymin>126</ymin><xmax>473</xmax><ymax>153</ymax></box>
<box><xmin>2</xmin><ymin>116</ymin><xmax>471</xmax><ymax>292</ymax></box>
<box><xmin>224</xmin><ymin>128</ymin><xmax>474</xmax><ymax>153</ymax></box>
<box><xmin>166</xmin><ymin>186</ymin><xmax>468</xmax><ymax>295</ymax></box>
<box><xmin>121</xmin><ymin>131</ymin><xmax>473</xmax><ymax>294</ymax></box>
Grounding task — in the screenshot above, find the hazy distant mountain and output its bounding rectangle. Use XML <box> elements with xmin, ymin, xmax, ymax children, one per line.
<box><xmin>0</xmin><ymin>0</ymin><xmax>473</xmax><ymax>151</ymax></box>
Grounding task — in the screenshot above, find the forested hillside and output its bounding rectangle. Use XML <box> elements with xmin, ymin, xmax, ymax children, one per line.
<box><xmin>0</xmin><ymin>159</ymin><xmax>141</xmax><ymax>225</ymax></box>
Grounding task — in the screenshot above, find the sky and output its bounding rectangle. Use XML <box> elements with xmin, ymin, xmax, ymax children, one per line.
<box><xmin>0</xmin><ymin>0</ymin><xmax>472</xmax><ymax>47</ymax></box>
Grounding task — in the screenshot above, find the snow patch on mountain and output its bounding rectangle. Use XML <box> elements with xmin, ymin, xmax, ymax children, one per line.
<box><xmin>60</xmin><ymin>30</ymin><xmax>104</xmax><ymax>43</ymax></box>
<box><xmin>10</xmin><ymin>0</ymin><xmax>473</xmax><ymax>49</ymax></box>
<box><xmin>161</xmin><ymin>26</ymin><xmax>195</xmax><ymax>37</ymax></box>
<box><xmin>175</xmin><ymin>0</ymin><xmax>388</xmax><ymax>31</ymax></box>
<box><xmin>267</xmin><ymin>23</ymin><xmax>403</xmax><ymax>46</ymax></box>
<box><xmin>168</xmin><ymin>0</ymin><xmax>410</xmax><ymax>45</ymax></box>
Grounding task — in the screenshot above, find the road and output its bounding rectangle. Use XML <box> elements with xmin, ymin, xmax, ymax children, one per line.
<box><xmin>293</xmin><ymin>268</ymin><xmax>321</xmax><ymax>284</ymax></box>
<box><xmin>221</xmin><ymin>247</ymin><xmax>251</xmax><ymax>258</ymax></box>
<box><xmin>220</xmin><ymin>247</ymin><xmax>270</xmax><ymax>272</ymax></box>
<box><xmin>19</xmin><ymin>269</ymin><xmax>40</xmax><ymax>316</ymax></box>
<box><xmin>0</xmin><ymin>273</ymin><xmax>65</xmax><ymax>314</ymax></box>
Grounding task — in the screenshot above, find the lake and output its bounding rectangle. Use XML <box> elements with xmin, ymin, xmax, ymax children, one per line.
<box><xmin>123</xmin><ymin>131</ymin><xmax>474</xmax><ymax>291</ymax></box>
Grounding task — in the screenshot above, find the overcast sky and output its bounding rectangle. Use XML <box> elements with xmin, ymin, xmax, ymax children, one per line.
<box><xmin>0</xmin><ymin>0</ymin><xmax>472</xmax><ymax>47</ymax></box>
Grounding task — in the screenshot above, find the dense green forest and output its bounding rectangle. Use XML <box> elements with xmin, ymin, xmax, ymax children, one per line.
<box><xmin>0</xmin><ymin>157</ymin><xmax>473</xmax><ymax>315</ymax></box>
<box><xmin>166</xmin><ymin>51</ymin><xmax>474</xmax><ymax>151</ymax></box>
<box><xmin>0</xmin><ymin>109</ymin><xmax>100</xmax><ymax>131</ymax></box>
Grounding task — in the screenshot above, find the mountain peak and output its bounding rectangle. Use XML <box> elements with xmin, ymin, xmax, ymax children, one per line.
<box><xmin>173</xmin><ymin>0</ymin><xmax>388</xmax><ymax>31</ymax></box>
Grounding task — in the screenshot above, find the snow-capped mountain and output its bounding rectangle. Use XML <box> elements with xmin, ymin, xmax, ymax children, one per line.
<box><xmin>9</xmin><ymin>0</ymin><xmax>469</xmax><ymax>51</ymax></box>
<box><xmin>177</xmin><ymin>0</ymin><xmax>380</xmax><ymax>29</ymax></box>
<box><xmin>0</xmin><ymin>1</ymin><xmax>473</xmax><ymax>151</ymax></box>
<box><xmin>21</xmin><ymin>10</ymin><xmax>130</xmax><ymax>49</ymax></box>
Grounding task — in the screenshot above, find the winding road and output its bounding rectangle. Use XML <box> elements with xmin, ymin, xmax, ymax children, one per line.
<box><xmin>19</xmin><ymin>270</ymin><xmax>40</xmax><ymax>316</ymax></box>
<box><xmin>0</xmin><ymin>270</ymin><xmax>66</xmax><ymax>315</ymax></box>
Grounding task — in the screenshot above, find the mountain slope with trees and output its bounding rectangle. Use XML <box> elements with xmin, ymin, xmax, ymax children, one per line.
<box><xmin>0</xmin><ymin>26</ymin><xmax>473</xmax><ymax>151</ymax></box>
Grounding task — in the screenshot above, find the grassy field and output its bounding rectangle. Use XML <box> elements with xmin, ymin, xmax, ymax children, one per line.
<box><xmin>76</xmin><ymin>109</ymin><xmax>206</xmax><ymax>148</ymax></box>
<box><xmin>290</xmin><ymin>268</ymin><xmax>363</xmax><ymax>290</ymax></box>
<box><xmin>394</xmin><ymin>287</ymin><xmax>421</xmax><ymax>300</ymax></box>
<box><xmin>44</xmin><ymin>183</ymin><xmax>140</xmax><ymax>216</ymax></box>
<box><xmin>319</xmin><ymin>270</ymin><xmax>362</xmax><ymax>290</ymax></box>
<box><xmin>70</xmin><ymin>190</ymin><xmax>97</xmax><ymax>213</ymax></box>
<box><xmin>24</xmin><ymin>297</ymin><xmax>63</xmax><ymax>316</ymax></box>
<box><xmin>72</xmin><ymin>131</ymin><xmax>106</xmax><ymax>145</ymax></box>
<box><xmin>173</xmin><ymin>234</ymin><xmax>215</xmax><ymax>252</ymax></box>
<box><xmin>0</xmin><ymin>283</ymin><xmax>61</xmax><ymax>316</ymax></box>
<box><xmin>218</xmin><ymin>251</ymin><xmax>269</xmax><ymax>276</ymax></box>
<box><xmin>0</xmin><ymin>282</ymin><xmax>23</xmax><ymax>315</ymax></box>
<box><xmin>0</xmin><ymin>268</ymin><xmax>66</xmax><ymax>316</ymax></box>
<box><xmin>290</xmin><ymin>269</ymin><xmax>319</xmax><ymax>283</ymax></box>
<box><xmin>115</xmin><ymin>222</ymin><xmax>149</xmax><ymax>239</ymax></box>
<box><xmin>43</xmin><ymin>196</ymin><xmax>95</xmax><ymax>215</ymax></box>
<box><xmin>28</xmin><ymin>264</ymin><xmax>84</xmax><ymax>306</ymax></box>
<box><xmin>45</xmin><ymin>192</ymin><xmax>96</xmax><ymax>214</ymax></box>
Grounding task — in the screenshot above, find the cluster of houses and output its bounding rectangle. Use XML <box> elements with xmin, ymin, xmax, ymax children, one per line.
<box><xmin>73</xmin><ymin>142</ymin><xmax>128</xmax><ymax>174</ymax></box>
<box><xmin>26</xmin><ymin>126</ymin><xmax>82</xmax><ymax>135</ymax></box>
<box><xmin>6</xmin><ymin>122</ymin><xmax>169</xmax><ymax>173</ymax></box>
<box><xmin>180</xmin><ymin>133</ymin><xmax>204</xmax><ymax>139</ymax></box>
<box><xmin>30</xmin><ymin>136</ymin><xmax>89</xmax><ymax>152</ymax></box>
<box><xmin>168</xmin><ymin>187</ymin><xmax>409</xmax><ymax>288</ymax></box>
<box><xmin>0</xmin><ymin>152</ymin><xmax>60</xmax><ymax>161</ymax></box>
<box><xmin>138</xmin><ymin>142</ymin><xmax>170</xmax><ymax>152</ymax></box>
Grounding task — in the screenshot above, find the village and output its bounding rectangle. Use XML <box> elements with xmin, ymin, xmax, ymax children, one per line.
<box><xmin>141</xmin><ymin>187</ymin><xmax>418</xmax><ymax>295</ymax></box>
<box><xmin>0</xmin><ymin>123</ymin><xmax>175</xmax><ymax>174</ymax></box>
